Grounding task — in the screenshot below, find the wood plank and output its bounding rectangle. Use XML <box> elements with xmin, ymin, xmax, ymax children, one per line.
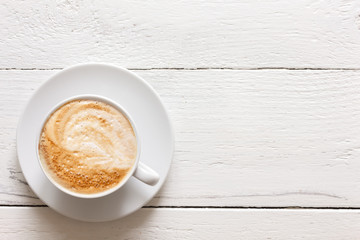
<box><xmin>1</xmin><ymin>0</ymin><xmax>360</xmax><ymax>68</ymax></box>
<box><xmin>0</xmin><ymin>207</ymin><xmax>359</xmax><ymax>239</ymax></box>
<box><xmin>2</xmin><ymin>70</ymin><xmax>360</xmax><ymax>207</ymax></box>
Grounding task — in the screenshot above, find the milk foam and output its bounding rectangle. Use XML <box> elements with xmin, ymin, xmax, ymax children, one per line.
<box><xmin>39</xmin><ymin>100</ymin><xmax>137</xmax><ymax>194</ymax></box>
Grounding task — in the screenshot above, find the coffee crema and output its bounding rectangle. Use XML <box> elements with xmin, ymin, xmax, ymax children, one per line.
<box><xmin>39</xmin><ymin>99</ymin><xmax>137</xmax><ymax>194</ymax></box>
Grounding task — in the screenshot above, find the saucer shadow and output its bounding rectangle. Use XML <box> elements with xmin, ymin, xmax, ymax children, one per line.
<box><xmin>32</xmin><ymin>205</ymin><xmax>156</xmax><ymax>239</ymax></box>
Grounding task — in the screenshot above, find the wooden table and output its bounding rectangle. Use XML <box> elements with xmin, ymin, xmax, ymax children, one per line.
<box><xmin>1</xmin><ymin>0</ymin><xmax>360</xmax><ymax>238</ymax></box>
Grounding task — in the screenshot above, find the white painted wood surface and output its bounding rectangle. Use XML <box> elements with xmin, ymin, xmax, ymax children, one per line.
<box><xmin>2</xmin><ymin>0</ymin><xmax>360</xmax><ymax>237</ymax></box>
<box><xmin>1</xmin><ymin>208</ymin><xmax>360</xmax><ymax>239</ymax></box>
<box><xmin>2</xmin><ymin>70</ymin><xmax>360</xmax><ymax>207</ymax></box>
<box><xmin>1</xmin><ymin>0</ymin><xmax>360</xmax><ymax>69</ymax></box>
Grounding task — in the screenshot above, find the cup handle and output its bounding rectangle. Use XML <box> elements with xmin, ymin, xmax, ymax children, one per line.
<box><xmin>133</xmin><ymin>162</ymin><xmax>160</xmax><ymax>186</ymax></box>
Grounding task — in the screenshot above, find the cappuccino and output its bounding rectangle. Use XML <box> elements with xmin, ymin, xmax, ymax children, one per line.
<box><xmin>38</xmin><ymin>99</ymin><xmax>137</xmax><ymax>194</ymax></box>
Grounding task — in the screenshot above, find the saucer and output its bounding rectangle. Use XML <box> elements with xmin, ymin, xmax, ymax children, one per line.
<box><xmin>17</xmin><ymin>63</ymin><xmax>174</xmax><ymax>222</ymax></box>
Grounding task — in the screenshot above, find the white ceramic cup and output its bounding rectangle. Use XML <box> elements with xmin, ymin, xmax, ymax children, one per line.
<box><xmin>36</xmin><ymin>94</ymin><xmax>160</xmax><ymax>199</ymax></box>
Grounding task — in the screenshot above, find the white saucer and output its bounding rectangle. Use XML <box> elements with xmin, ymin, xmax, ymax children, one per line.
<box><xmin>17</xmin><ymin>63</ymin><xmax>174</xmax><ymax>222</ymax></box>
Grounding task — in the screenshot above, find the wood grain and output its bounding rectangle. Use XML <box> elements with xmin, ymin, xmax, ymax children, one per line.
<box><xmin>1</xmin><ymin>0</ymin><xmax>360</xmax><ymax>69</ymax></box>
<box><xmin>2</xmin><ymin>70</ymin><xmax>360</xmax><ymax>207</ymax></box>
<box><xmin>0</xmin><ymin>207</ymin><xmax>360</xmax><ymax>239</ymax></box>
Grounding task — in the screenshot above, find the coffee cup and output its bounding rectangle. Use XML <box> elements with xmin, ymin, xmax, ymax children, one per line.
<box><xmin>36</xmin><ymin>94</ymin><xmax>159</xmax><ymax>198</ymax></box>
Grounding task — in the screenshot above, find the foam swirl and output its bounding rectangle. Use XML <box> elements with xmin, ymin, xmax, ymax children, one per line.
<box><xmin>39</xmin><ymin>99</ymin><xmax>137</xmax><ymax>194</ymax></box>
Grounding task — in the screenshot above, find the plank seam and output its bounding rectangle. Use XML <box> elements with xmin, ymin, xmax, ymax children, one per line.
<box><xmin>1</xmin><ymin>205</ymin><xmax>360</xmax><ymax>210</ymax></box>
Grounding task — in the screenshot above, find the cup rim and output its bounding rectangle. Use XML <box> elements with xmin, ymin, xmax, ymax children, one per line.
<box><xmin>36</xmin><ymin>94</ymin><xmax>141</xmax><ymax>199</ymax></box>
